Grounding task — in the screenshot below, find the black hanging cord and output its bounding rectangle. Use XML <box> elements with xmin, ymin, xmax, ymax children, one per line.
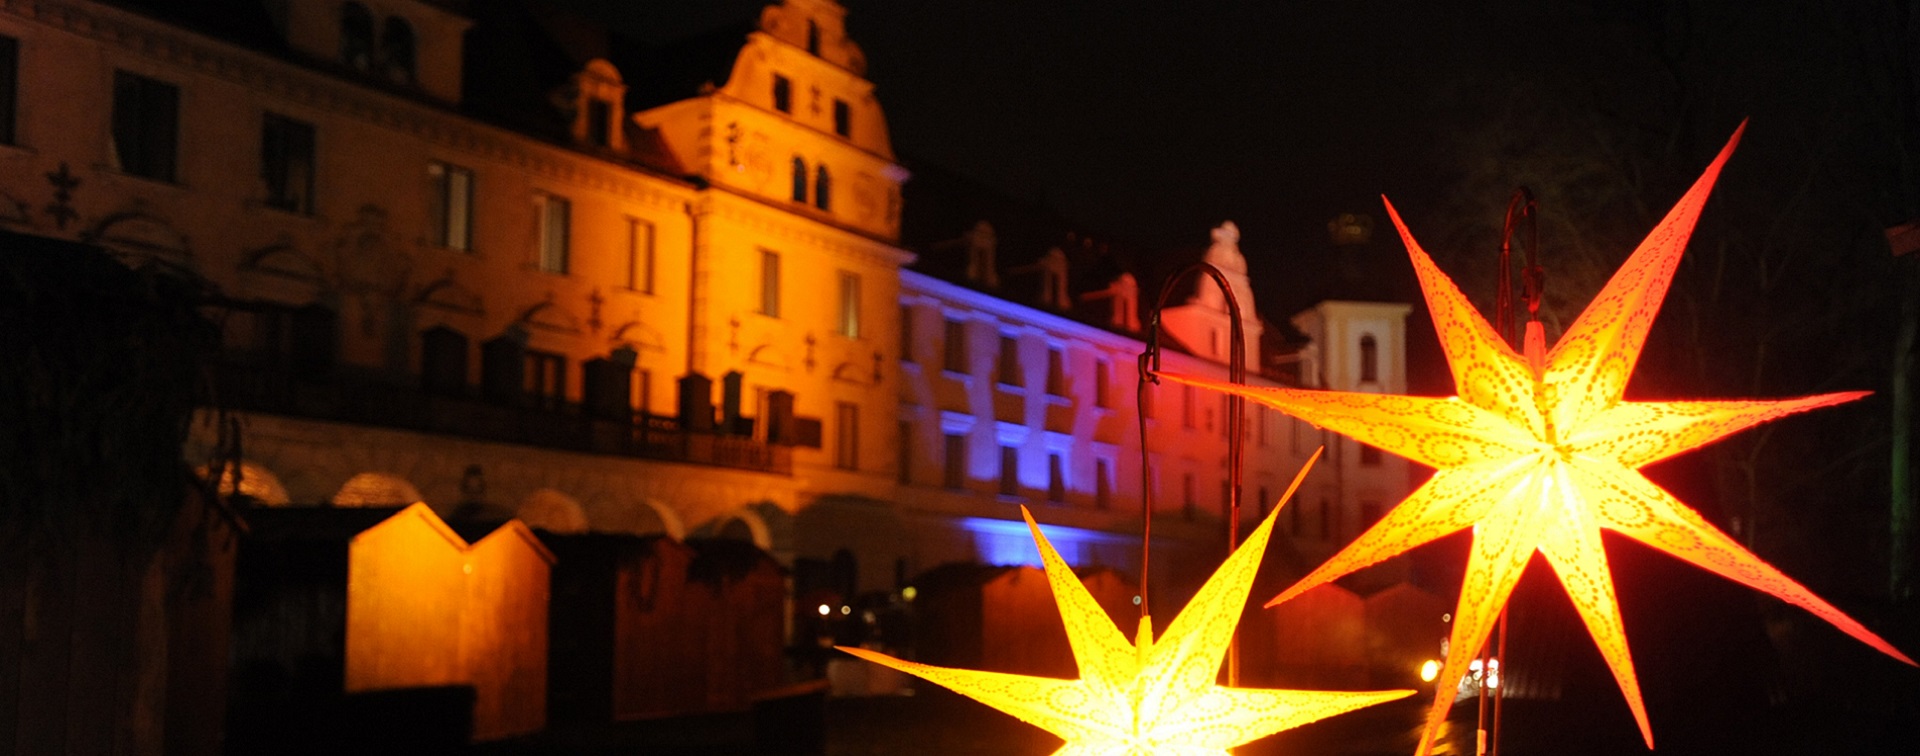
<box><xmin>1485</xmin><ymin>187</ymin><xmax>1540</xmax><ymax>756</ymax></box>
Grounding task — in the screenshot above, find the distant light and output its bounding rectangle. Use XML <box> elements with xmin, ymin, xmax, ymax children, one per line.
<box><xmin>841</xmin><ymin>605</ymin><xmax>852</xmax><ymax>616</ymax></box>
<box><xmin>1487</xmin><ymin>672</ymin><xmax>1500</xmax><ymax>690</ymax></box>
<box><xmin>1420</xmin><ymin>660</ymin><xmax>1439</xmax><ymax>683</ymax></box>
<box><xmin>1132</xmin><ymin>595</ymin><xmax>1142</xmax><ymax>606</ymax></box>
<box><xmin>901</xmin><ymin>586</ymin><xmax>918</xmax><ymax>602</ymax></box>
<box><xmin>817</xmin><ymin>604</ymin><xmax>831</xmax><ymax>616</ymax></box>
<box><xmin>1469</xmin><ymin>659</ymin><xmax>1482</xmax><ymax>673</ymax></box>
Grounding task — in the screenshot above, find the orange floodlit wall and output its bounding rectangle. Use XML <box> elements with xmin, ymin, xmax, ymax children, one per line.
<box><xmin>344</xmin><ymin>504</ymin><xmax>554</xmax><ymax>741</ymax></box>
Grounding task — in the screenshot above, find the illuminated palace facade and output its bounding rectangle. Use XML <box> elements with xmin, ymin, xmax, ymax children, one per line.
<box><xmin>0</xmin><ymin>0</ymin><xmax>1409</xmax><ymax>601</ymax></box>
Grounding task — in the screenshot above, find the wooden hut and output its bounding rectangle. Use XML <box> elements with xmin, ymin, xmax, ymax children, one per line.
<box><xmin>545</xmin><ymin>534</ymin><xmax>786</xmax><ymax>723</ymax></box>
<box><xmin>230</xmin><ymin>504</ymin><xmax>553</xmax><ymax>749</ymax></box>
<box><xmin>911</xmin><ymin>564</ymin><xmax>1137</xmax><ymax>678</ymax></box>
<box><xmin>1241</xmin><ymin>582</ymin><xmax>1367</xmax><ymax>688</ymax></box>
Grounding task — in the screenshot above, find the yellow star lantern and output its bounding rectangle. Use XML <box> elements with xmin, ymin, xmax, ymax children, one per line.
<box><xmin>841</xmin><ymin>452</ymin><xmax>1412</xmax><ymax>755</ymax></box>
<box><xmin>1158</xmin><ymin>124</ymin><xmax>1915</xmax><ymax>754</ymax></box>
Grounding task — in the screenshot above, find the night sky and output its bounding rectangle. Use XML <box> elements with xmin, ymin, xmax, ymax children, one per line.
<box><xmin>572</xmin><ymin>1</ymin><xmax>1575</xmax><ymax>251</ymax></box>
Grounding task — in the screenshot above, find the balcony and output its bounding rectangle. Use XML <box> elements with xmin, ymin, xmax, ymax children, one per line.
<box><xmin>212</xmin><ymin>359</ymin><xmax>792</xmax><ymax>475</ymax></box>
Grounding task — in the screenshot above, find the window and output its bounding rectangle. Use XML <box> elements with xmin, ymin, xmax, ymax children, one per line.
<box><xmin>997</xmin><ymin>335</ymin><xmax>1022</xmax><ymax>386</ymax></box>
<box><xmin>428</xmin><ymin>161</ymin><xmax>474</xmax><ymax>251</ymax></box>
<box><xmin>1094</xmin><ymin>459</ymin><xmax>1111</xmax><ymax>510</ymax></box>
<box><xmin>1361</xmin><ymin>501</ymin><xmax>1382</xmax><ymax>529</ymax></box>
<box><xmin>1290</xmin><ymin>496</ymin><xmax>1303</xmax><ymax>535</ymax></box>
<box><xmin>757</xmin><ymin>249</ymin><xmax>781</xmax><ymax>317</ymax></box>
<box><xmin>627</xmin><ymin>217</ymin><xmax>655</xmax><ymax>293</ymax></box>
<box><xmin>340</xmin><ymin>3</ymin><xmax>374</xmax><ymax>71</ymax></box>
<box><xmin>833</xmin><ymin>99</ymin><xmax>851</xmax><ymax>138</ymax></box>
<box><xmin>381</xmin><ymin>16</ymin><xmax>416</xmax><ymax>85</ymax></box>
<box><xmin>790</xmin><ymin>157</ymin><xmax>807</xmax><ymax>202</ymax></box>
<box><xmin>1360</xmin><ymin>334</ymin><xmax>1379</xmax><ymax>383</ymax></box>
<box><xmin>1182</xmin><ymin>385</ymin><xmax>1196</xmax><ymax>428</ymax></box>
<box><xmin>261</xmin><ymin>113</ymin><xmax>315</xmax><ymax>214</ymax></box>
<box><xmin>943</xmin><ymin>319</ymin><xmax>968</xmax><ymax>373</ymax></box>
<box><xmin>111</xmin><ymin>71</ymin><xmax>179</xmax><ymax>182</ymax></box>
<box><xmin>807</xmin><ymin>19</ymin><xmax>821</xmax><ymax>55</ymax></box>
<box><xmin>524</xmin><ymin>350</ymin><xmax>566</xmax><ymax>410</ymax></box>
<box><xmin>1047</xmin><ymin>454</ymin><xmax>1065</xmax><ymax>503</ymax></box>
<box><xmin>815</xmin><ymin>165</ymin><xmax>831</xmax><ymax>210</ymax></box>
<box><xmin>0</xmin><ymin>35</ymin><xmax>17</xmax><ymax>146</ymax></box>
<box><xmin>999</xmin><ymin>446</ymin><xmax>1020</xmax><ymax>497</ymax></box>
<box><xmin>897</xmin><ymin>421</ymin><xmax>912</xmax><ymax>484</ymax></box>
<box><xmin>1319</xmin><ymin>499</ymin><xmax>1334</xmax><ymax>541</ymax></box>
<box><xmin>772</xmin><ymin>74</ymin><xmax>792</xmax><ymax>113</ymax></box>
<box><xmin>1258</xmin><ymin>486</ymin><xmax>1271</xmax><ymax>517</ymax></box>
<box><xmin>943</xmin><ymin>433</ymin><xmax>966</xmax><ymax>489</ymax></box>
<box><xmin>899</xmin><ymin>306</ymin><xmax>914</xmax><ymax>363</ymax></box>
<box><xmin>1182</xmin><ymin>473</ymin><xmax>1196</xmax><ymax>520</ymax></box>
<box><xmin>1360</xmin><ymin>443</ymin><xmax>1382</xmax><ymax>466</ymax></box>
<box><xmin>586</xmin><ymin>98</ymin><xmax>612</xmax><ymax>147</ymax></box>
<box><xmin>1046</xmin><ymin>348</ymin><xmax>1065</xmax><ymax>396</ymax></box>
<box><xmin>835</xmin><ymin>402</ymin><xmax>859</xmax><ymax>470</ymax></box>
<box><xmin>535</xmin><ymin>194</ymin><xmax>570</xmax><ymax>274</ymax></box>
<box><xmin>1094</xmin><ymin>359</ymin><xmax>1111</xmax><ymax>408</ymax></box>
<box><xmin>837</xmin><ymin>271</ymin><xmax>861</xmax><ymax>338</ymax></box>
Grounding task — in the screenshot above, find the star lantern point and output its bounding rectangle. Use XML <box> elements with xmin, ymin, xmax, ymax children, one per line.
<box><xmin>840</xmin><ymin>452</ymin><xmax>1414</xmax><ymax>755</ymax></box>
<box><xmin>1160</xmin><ymin>123</ymin><xmax>1915</xmax><ymax>754</ymax></box>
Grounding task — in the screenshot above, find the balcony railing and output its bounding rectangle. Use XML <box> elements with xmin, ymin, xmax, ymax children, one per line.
<box><xmin>212</xmin><ymin>359</ymin><xmax>791</xmax><ymax>475</ymax></box>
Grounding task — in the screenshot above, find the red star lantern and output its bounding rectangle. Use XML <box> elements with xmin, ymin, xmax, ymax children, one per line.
<box><xmin>1159</xmin><ymin>123</ymin><xmax>1914</xmax><ymax>754</ymax></box>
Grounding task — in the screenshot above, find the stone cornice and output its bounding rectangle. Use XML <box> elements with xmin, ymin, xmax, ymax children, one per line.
<box><xmin>6</xmin><ymin>0</ymin><xmax>695</xmax><ymax>212</ymax></box>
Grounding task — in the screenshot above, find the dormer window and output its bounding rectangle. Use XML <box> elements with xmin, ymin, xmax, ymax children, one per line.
<box><xmin>380</xmin><ymin>16</ymin><xmax>415</xmax><ymax>85</ymax></box>
<box><xmin>340</xmin><ymin>3</ymin><xmax>374</xmax><ymax>71</ymax></box>
<box><xmin>814</xmin><ymin>165</ymin><xmax>831</xmax><ymax>210</ymax></box>
<box><xmin>833</xmin><ymin>99</ymin><xmax>850</xmax><ymax>138</ymax></box>
<box><xmin>772</xmin><ymin>74</ymin><xmax>792</xmax><ymax>113</ymax></box>
<box><xmin>569</xmin><ymin>60</ymin><xmax>628</xmax><ymax>151</ymax></box>
<box><xmin>807</xmin><ymin>20</ymin><xmax>821</xmax><ymax>55</ymax></box>
<box><xmin>586</xmin><ymin>99</ymin><xmax>612</xmax><ymax>146</ymax></box>
<box><xmin>790</xmin><ymin>157</ymin><xmax>807</xmax><ymax>202</ymax></box>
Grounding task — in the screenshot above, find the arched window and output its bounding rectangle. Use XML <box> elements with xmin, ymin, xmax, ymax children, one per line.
<box><xmin>381</xmin><ymin>16</ymin><xmax>416</xmax><ymax>85</ymax></box>
<box><xmin>807</xmin><ymin>19</ymin><xmax>821</xmax><ymax>55</ymax></box>
<box><xmin>815</xmin><ymin>165</ymin><xmax>831</xmax><ymax>210</ymax></box>
<box><xmin>1359</xmin><ymin>334</ymin><xmax>1379</xmax><ymax>383</ymax></box>
<box><xmin>340</xmin><ymin>3</ymin><xmax>374</xmax><ymax>71</ymax></box>
<box><xmin>790</xmin><ymin>157</ymin><xmax>807</xmax><ymax>202</ymax></box>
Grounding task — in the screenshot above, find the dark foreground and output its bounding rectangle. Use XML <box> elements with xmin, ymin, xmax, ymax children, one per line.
<box><xmin>472</xmin><ymin>680</ymin><xmax>1918</xmax><ymax>756</ymax></box>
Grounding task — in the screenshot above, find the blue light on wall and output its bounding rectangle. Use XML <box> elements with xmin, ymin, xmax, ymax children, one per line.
<box><xmin>957</xmin><ymin>516</ymin><xmax>1134</xmax><ymax>569</ymax></box>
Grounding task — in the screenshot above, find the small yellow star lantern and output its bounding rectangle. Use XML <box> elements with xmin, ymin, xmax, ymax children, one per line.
<box><xmin>841</xmin><ymin>452</ymin><xmax>1412</xmax><ymax>755</ymax></box>
<box><xmin>1158</xmin><ymin>123</ymin><xmax>1915</xmax><ymax>754</ymax></box>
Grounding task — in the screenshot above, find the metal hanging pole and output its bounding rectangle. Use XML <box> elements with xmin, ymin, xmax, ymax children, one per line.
<box><xmin>1139</xmin><ymin>262</ymin><xmax>1248</xmax><ymax>683</ymax></box>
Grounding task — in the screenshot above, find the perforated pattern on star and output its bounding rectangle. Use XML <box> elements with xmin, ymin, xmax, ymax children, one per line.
<box><xmin>1157</xmin><ymin>124</ymin><xmax>1914</xmax><ymax>756</ymax></box>
<box><xmin>840</xmin><ymin>456</ymin><xmax>1411</xmax><ymax>755</ymax></box>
